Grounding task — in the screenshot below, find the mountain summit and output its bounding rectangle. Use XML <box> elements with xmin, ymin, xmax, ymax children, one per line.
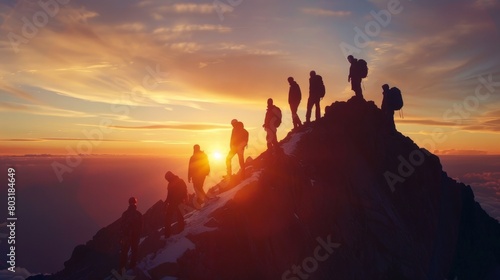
<box><xmin>29</xmin><ymin>98</ymin><xmax>500</xmax><ymax>280</ymax></box>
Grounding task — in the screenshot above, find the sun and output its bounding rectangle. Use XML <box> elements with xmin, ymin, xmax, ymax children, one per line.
<box><xmin>211</xmin><ymin>151</ymin><xmax>223</xmax><ymax>161</ymax></box>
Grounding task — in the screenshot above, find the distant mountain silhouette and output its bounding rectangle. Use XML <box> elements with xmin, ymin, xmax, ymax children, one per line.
<box><xmin>28</xmin><ymin>98</ymin><xmax>500</xmax><ymax>280</ymax></box>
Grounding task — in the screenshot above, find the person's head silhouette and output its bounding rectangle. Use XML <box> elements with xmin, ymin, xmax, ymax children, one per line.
<box><xmin>287</xmin><ymin>77</ymin><xmax>294</xmax><ymax>84</ymax></box>
<box><xmin>347</xmin><ymin>55</ymin><xmax>355</xmax><ymax>63</ymax></box>
<box><xmin>128</xmin><ymin>197</ymin><xmax>137</xmax><ymax>205</ymax></box>
<box><xmin>165</xmin><ymin>171</ymin><xmax>175</xmax><ymax>182</ymax></box>
<box><xmin>231</xmin><ymin>119</ymin><xmax>238</xmax><ymax>127</ymax></box>
<box><xmin>267</xmin><ymin>98</ymin><xmax>274</xmax><ymax>107</ymax></box>
<box><xmin>382</xmin><ymin>84</ymin><xmax>390</xmax><ymax>91</ymax></box>
<box><xmin>310</xmin><ymin>71</ymin><xmax>316</xmax><ymax>77</ymax></box>
<box><xmin>193</xmin><ymin>144</ymin><xmax>201</xmax><ymax>153</ymax></box>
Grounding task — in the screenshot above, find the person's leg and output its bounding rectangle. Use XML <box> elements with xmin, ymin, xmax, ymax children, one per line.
<box><xmin>175</xmin><ymin>203</ymin><xmax>185</xmax><ymax>231</ymax></box>
<box><xmin>291</xmin><ymin>103</ymin><xmax>301</xmax><ymax>128</ymax></box>
<box><xmin>305</xmin><ymin>97</ymin><xmax>313</xmax><ymax>122</ymax></box>
<box><xmin>226</xmin><ymin>149</ymin><xmax>236</xmax><ymax>176</ymax></box>
<box><xmin>199</xmin><ymin>176</ymin><xmax>207</xmax><ymax>200</ymax></box>
<box><xmin>164</xmin><ymin>204</ymin><xmax>175</xmax><ymax>238</ymax></box>
<box><xmin>265</xmin><ymin>127</ymin><xmax>273</xmax><ymax>150</ymax></box>
<box><xmin>119</xmin><ymin>238</ymin><xmax>130</xmax><ymax>270</ymax></box>
<box><xmin>271</xmin><ymin>126</ymin><xmax>278</xmax><ymax>147</ymax></box>
<box><xmin>129</xmin><ymin>237</ymin><xmax>139</xmax><ymax>269</ymax></box>
<box><xmin>237</xmin><ymin>148</ymin><xmax>245</xmax><ymax>175</ymax></box>
<box><xmin>353</xmin><ymin>79</ymin><xmax>363</xmax><ymax>99</ymax></box>
<box><xmin>193</xmin><ymin>176</ymin><xmax>206</xmax><ymax>202</ymax></box>
<box><xmin>314</xmin><ymin>99</ymin><xmax>321</xmax><ymax>120</ymax></box>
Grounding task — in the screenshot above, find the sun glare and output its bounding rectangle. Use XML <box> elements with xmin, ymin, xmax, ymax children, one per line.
<box><xmin>211</xmin><ymin>151</ymin><xmax>223</xmax><ymax>161</ymax></box>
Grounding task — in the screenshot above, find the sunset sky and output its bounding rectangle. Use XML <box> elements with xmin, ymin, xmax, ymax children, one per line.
<box><xmin>1</xmin><ymin>0</ymin><xmax>500</xmax><ymax>158</ymax></box>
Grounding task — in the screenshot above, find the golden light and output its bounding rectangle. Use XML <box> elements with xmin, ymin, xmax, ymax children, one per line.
<box><xmin>211</xmin><ymin>151</ymin><xmax>223</xmax><ymax>161</ymax></box>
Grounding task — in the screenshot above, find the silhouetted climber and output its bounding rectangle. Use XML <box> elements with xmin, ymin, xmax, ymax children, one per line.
<box><xmin>306</xmin><ymin>70</ymin><xmax>325</xmax><ymax>123</ymax></box>
<box><xmin>188</xmin><ymin>144</ymin><xmax>210</xmax><ymax>207</ymax></box>
<box><xmin>163</xmin><ymin>171</ymin><xmax>187</xmax><ymax>239</ymax></box>
<box><xmin>226</xmin><ymin>119</ymin><xmax>249</xmax><ymax>177</ymax></box>
<box><xmin>263</xmin><ymin>98</ymin><xmax>282</xmax><ymax>152</ymax></box>
<box><xmin>347</xmin><ymin>55</ymin><xmax>368</xmax><ymax>100</ymax></box>
<box><xmin>381</xmin><ymin>84</ymin><xmax>394</xmax><ymax>121</ymax></box>
<box><xmin>119</xmin><ymin>197</ymin><xmax>143</xmax><ymax>271</ymax></box>
<box><xmin>288</xmin><ymin>77</ymin><xmax>302</xmax><ymax>129</ymax></box>
<box><xmin>381</xmin><ymin>83</ymin><xmax>403</xmax><ymax>131</ymax></box>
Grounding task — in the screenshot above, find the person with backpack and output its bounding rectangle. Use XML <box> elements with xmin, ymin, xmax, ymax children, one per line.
<box><xmin>188</xmin><ymin>144</ymin><xmax>210</xmax><ymax>207</ymax></box>
<box><xmin>306</xmin><ymin>70</ymin><xmax>325</xmax><ymax>123</ymax></box>
<box><xmin>119</xmin><ymin>197</ymin><xmax>143</xmax><ymax>271</ymax></box>
<box><xmin>163</xmin><ymin>171</ymin><xmax>187</xmax><ymax>239</ymax></box>
<box><xmin>347</xmin><ymin>55</ymin><xmax>367</xmax><ymax>100</ymax></box>
<box><xmin>381</xmin><ymin>83</ymin><xmax>403</xmax><ymax>130</ymax></box>
<box><xmin>226</xmin><ymin>119</ymin><xmax>249</xmax><ymax>177</ymax></box>
<box><xmin>287</xmin><ymin>77</ymin><xmax>302</xmax><ymax>129</ymax></box>
<box><xmin>263</xmin><ymin>98</ymin><xmax>282</xmax><ymax>152</ymax></box>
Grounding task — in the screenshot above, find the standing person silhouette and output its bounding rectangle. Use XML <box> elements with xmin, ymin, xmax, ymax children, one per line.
<box><xmin>263</xmin><ymin>98</ymin><xmax>281</xmax><ymax>152</ymax></box>
<box><xmin>306</xmin><ymin>70</ymin><xmax>324</xmax><ymax>123</ymax></box>
<box><xmin>381</xmin><ymin>84</ymin><xmax>396</xmax><ymax>130</ymax></box>
<box><xmin>188</xmin><ymin>144</ymin><xmax>210</xmax><ymax>207</ymax></box>
<box><xmin>119</xmin><ymin>197</ymin><xmax>142</xmax><ymax>271</ymax></box>
<box><xmin>288</xmin><ymin>77</ymin><xmax>302</xmax><ymax>129</ymax></box>
<box><xmin>225</xmin><ymin>119</ymin><xmax>249</xmax><ymax>178</ymax></box>
<box><xmin>347</xmin><ymin>55</ymin><xmax>364</xmax><ymax>100</ymax></box>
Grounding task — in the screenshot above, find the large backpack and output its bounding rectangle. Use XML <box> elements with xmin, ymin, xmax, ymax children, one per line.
<box><xmin>274</xmin><ymin>106</ymin><xmax>282</xmax><ymax>127</ymax></box>
<box><xmin>318</xmin><ymin>75</ymin><xmax>326</xmax><ymax>98</ymax></box>
<box><xmin>357</xmin><ymin>59</ymin><xmax>368</xmax><ymax>78</ymax></box>
<box><xmin>388</xmin><ymin>87</ymin><xmax>403</xmax><ymax>110</ymax></box>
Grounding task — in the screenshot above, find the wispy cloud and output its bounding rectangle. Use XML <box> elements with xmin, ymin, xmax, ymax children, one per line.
<box><xmin>463</xmin><ymin>118</ymin><xmax>500</xmax><ymax>132</ymax></box>
<box><xmin>159</xmin><ymin>3</ymin><xmax>222</xmax><ymax>14</ymax></box>
<box><xmin>0</xmin><ymin>83</ymin><xmax>39</xmax><ymax>103</ymax></box>
<box><xmin>110</xmin><ymin>123</ymin><xmax>230</xmax><ymax>131</ymax></box>
<box><xmin>0</xmin><ymin>138</ymin><xmax>128</xmax><ymax>142</ymax></box>
<box><xmin>153</xmin><ymin>24</ymin><xmax>232</xmax><ymax>34</ymax></box>
<box><xmin>0</xmin><ymin>101</ymin><xmax>95</xmax><ymax>118</ymax></box>
<box><xmin>301</xmin><ymin>8</ymin><xmax>351</xmax><ymax>17</ymax></box>
<box><xmin>435</xmin><ymin>149</ymin><xmax>489</xmax><ymax>155</ymax></box>
<box><xmin>397</xmin><ymin>119</ymin><xmax>457</xmax><ymax>127</ymax></box>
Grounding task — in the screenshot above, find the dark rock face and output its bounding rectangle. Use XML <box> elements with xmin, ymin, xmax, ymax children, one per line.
<box><xmin>29</xmin><ymin>98</ymin><xmax>500</xmax><ymax>280</ymax></box>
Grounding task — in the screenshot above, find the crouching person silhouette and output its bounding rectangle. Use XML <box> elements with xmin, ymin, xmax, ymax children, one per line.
<box><xmin>163</xmin><ymin>171</ymin><xmax>187</xmax><ymax>239</ymax></box>
<box><xmin>119</xmin><ymin>197</ymin><xmax>143</xmax><ymax>271</ymax></box>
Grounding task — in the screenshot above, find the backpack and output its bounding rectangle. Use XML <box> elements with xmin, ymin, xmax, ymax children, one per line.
<box><xmin>357</xmin><ymin>59</ymin><xmax>368</xmax><ymax>78</ymax></box>
<box><xmin>318</xmin><ymin>75</ymin><xmax>326</xmax><ymax>98</ymax></box>
<box><xmin>388</xmin><ymin>87</ymin><xmax>403</xmax><ymax>110</ymax></box>
<box><xmin>274</xmin><ymin>106</ymin><xmax>282</xmax><ymax>127</ymax></box>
